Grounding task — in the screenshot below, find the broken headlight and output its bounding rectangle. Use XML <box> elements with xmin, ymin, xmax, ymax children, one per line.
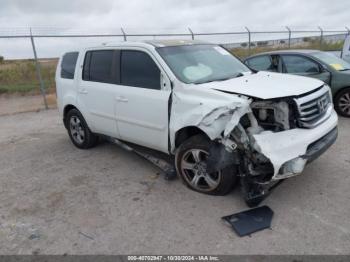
<box><xmin>251</xmin><ymin>101</ymin><xmax>291</xmax><ymax>131</ymax></box>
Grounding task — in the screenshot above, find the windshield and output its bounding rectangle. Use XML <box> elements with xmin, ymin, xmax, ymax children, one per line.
<box><xmin>156</xmin><ymin>44</ymin><xmax>251</xmax><ymax>84</ymax></box>
<box><xmin>312</xmin><ymin>52</ymin><xmax>350</xmax><ymax>71</ymax></box>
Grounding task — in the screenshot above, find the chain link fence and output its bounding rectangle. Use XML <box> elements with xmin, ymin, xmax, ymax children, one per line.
<box><xmin>0</xmin><ymin>27</ymin><xmax>349</xmax><ymax>111</ymax></box>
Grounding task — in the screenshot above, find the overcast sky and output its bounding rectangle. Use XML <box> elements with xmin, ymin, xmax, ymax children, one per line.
<box><xmin>0</xmin><ymin>0</ymin><xmax>349</xmax><ymax>59</ymax></box>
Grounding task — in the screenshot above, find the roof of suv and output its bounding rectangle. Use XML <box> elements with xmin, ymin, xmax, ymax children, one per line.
<box><xmin>144</xmin><ymin>39</ymin><xmax>208</xmax><ymax>47</ymax></box>
<box><xmin>90</xmin><ymin>40</ymin><xmax>210</xmax><ymax>49</ymax></box>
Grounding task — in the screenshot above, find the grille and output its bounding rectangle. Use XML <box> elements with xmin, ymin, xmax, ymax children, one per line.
<box><xmin>294</xmin><ymin>85</ymin><xmax>332</xmax><ymax>128</ymax></box>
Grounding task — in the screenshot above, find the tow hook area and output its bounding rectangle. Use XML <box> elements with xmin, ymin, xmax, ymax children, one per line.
<box><xmin>240</xmin><ymin>175</ymin><xmax>284</xmax><ymax>207</ymax></box>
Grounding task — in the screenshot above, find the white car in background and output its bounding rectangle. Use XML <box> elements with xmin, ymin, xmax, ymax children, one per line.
<box><xmin>341</xmin><ymin>35</ymin><xmax>350</xmax><ymax>63</ymax></box>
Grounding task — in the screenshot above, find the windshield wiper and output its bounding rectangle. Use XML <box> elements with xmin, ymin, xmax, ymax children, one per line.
<box><xmin>339</xmin><ymin>68</ymin><xmax>350</xmax><ymax>71</ymax></box>
<box><xmin>194</xmin><ymin>72</ymin><xmax>244</xmax><ymax>84</ymax></box>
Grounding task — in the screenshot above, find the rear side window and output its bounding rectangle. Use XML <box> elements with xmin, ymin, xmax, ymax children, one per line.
<box><xmin>121</xmin><ymin>50</ymin><xmax>160</xmax><ymax>90</ymax></box>
<box><xmin>61</xmin><ymin>52</ymin><xmax>78</xmax><ymax>79</ymax></box>
<box><xmin>83</xmin><ymin>50</ymin><xmax>119</xmax><ymax>84</ymax></box>
<box><xmin>246</xmin><ymin>56</ymin><xmax>274</xmax><ymax>71</ymax></box>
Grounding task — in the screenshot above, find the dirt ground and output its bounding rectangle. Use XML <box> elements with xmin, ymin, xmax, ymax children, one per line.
<box><xmin>0</xmin><ymin>109</ymin><xmax>349</xmax><ymax>255</ymax></box>
<box><xmin>0</xmin><ymin>94</ymin><xmax>56</xmax><ymax>116</ymax></box>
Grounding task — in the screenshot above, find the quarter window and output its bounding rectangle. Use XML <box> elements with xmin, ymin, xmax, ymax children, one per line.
<box><xmin>281</xmin><ymin>55</ymin><xmax>320</xmax><ymax>74</ymax></box>
<box><xmin>61</xmin><ymin>52</ymin><xmax>78</xmax><ymax>79</ymax></box>
<box><xmin>121</xmin><ymin>50</ymin><xmax>160</xmax><ymax>90</ymax></box>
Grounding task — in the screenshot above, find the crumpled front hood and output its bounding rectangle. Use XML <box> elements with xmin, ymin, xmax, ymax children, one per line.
<box><xmin>197</xmin><ymin>71</ymin><xmax>324</xmax><ymax>99</ymax></box>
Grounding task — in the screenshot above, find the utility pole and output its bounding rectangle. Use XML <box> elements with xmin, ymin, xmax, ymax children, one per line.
<box><xmin>188</xmin><ymin>28</ymin><xmax>194</xmax><ymax>40</ymax></box>
<box><xmin>121</xmin><ymin>27</ymin><xmax>127</xmax><ymax>41</ymax></box>
<box><xmin>30</xmin><ymin>28</ymin><xmax>48</xmax><ymax>110</ymax></box>
<box><xmin>245</xmin><ymin>27</ymin><xmax>251</xmax><ymax>55</ymax></box>
<box><xmin>318</xmin><ymin>26</ymin><xmax>323</xmax><ymax>50</ymax></box>
<box><xmin>286</xmin><ymin>26</ymin><xmax>291</xmax><ymax>48</ymax></box>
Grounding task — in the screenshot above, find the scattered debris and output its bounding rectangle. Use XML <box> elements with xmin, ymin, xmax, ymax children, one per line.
<box><xmin>28</xmin><ymin>231</ymin><xmax>40</xmax><ymax>240</ymax></box>
<box><xmin>32</xmin><ymin>248</ymin><xmax>40</xmax><ymax>255</ymax></box>
<box><xmin>148</xmin><ymin>173</ymin><xmax>160</xmax><ymax>180</ymax></box>
<box><xmin>222</xmin><ymin>205</ymin><xmax>273</xmax><ymax>237</ymax></box>
<box><xmin>78</xmin><ymin>231</ymin><xmax>94</xmax><ymax>240</ymax></box>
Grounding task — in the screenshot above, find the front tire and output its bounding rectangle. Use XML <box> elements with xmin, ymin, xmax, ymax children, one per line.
<box><xmin>175</xmin><ymin>135</ymin><xmax>237</xmax><ymax>196</ymax></box>
<box><xmin>334</xmin><ymin>88</ymin><xmax>350</xmax><ymax>117</ymax></box>
<box><xmin>66</xmin><ymin>109</ymin><xmax>98</xmax><ymax>149</ymax></box>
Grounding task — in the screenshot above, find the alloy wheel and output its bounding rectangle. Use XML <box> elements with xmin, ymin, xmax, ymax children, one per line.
<box><xmin>69</xmin><ymin>116</ymin><xmax>85</xmax><ymax>144</ymax></box>
<box><xmin>338</xmin><ymin>92</ymin><xmax>350</xmax><ymax>116</ymax></box>
<box><xmin>180</xmin><ymin>149</ymin><xmax>221</xmax><ymax>192</ymax></box>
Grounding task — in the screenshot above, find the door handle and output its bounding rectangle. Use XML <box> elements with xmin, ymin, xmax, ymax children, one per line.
<box><xmin>78</xmin><ymin>88</ymin><xmax>88</xmax><ymax>94</ymax></box>
<box><xmin>116</xmin><ymin>96</ymin><xmax>128</xmax><ymax>102</ymax></box>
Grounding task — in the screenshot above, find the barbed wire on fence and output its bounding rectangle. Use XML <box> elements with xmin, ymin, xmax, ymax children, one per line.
<box><xmin>1</xmin><ymin>26</ymin><xmax>350</xmax><ymax>109</ymax></box>
<box><xmin>0</xmin><ymin>26</ymin><xmax>349</xmax><ymax>38</ymax></box>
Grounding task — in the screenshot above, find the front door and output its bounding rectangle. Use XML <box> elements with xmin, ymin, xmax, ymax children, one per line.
<box><xmin>114</xmin><ymin>49</ymin><xmax>171</xmax><ymax>153</ymax></box>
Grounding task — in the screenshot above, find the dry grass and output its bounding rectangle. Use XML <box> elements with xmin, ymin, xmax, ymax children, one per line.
<box><xmin>0</xmin><ymin>58</ymin><xmax>58</xmax><ymax>95</ymax></box>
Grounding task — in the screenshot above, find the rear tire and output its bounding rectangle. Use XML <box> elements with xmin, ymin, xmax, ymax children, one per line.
<box><xmin>175</xmin><ymin>135</ymin><xmax>238</xmax><ymax>196</ymax></box>
<box><xmin>334</xmin><ymin>88</ymin><xmax>350</xmax><ymax>117</ymax></box>
<box><xmin>66</xmin><ymin>109</ymin><xmax>98</xmax><ymax>149</ymax></box>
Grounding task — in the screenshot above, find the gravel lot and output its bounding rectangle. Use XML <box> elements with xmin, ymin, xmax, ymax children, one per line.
<box><xmin>0</xmin><ymin>109</ymin><xmax>349</xmax><ymax>255</ymax></box>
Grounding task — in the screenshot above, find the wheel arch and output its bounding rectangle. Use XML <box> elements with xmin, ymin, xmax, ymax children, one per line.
<box><xmin>63</xmin><ymin>104</ymin><xmax>78</xmax><ymax>129</ymax></box>
<box><xmin>333</xmin><ymin>86</ymin><xmax>350</xmax><ymax>100</ymax></box>
<box><xmin>174</xmin><ymin>126</ymin><xmax>211</xmax><ymax>149</ymax></box>
<box><xmin>333</xmin><ymin>86</ymin><xmax>350</xmax><ymax>117</ymax></box>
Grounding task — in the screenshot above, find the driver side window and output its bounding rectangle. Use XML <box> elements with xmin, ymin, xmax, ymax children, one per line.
<box><xmin>281</xmin><ymin>55</ymin><xmax>320</xmax><ymax>74</ymax></box>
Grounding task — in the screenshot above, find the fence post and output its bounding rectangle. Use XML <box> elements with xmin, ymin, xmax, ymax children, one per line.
<box><xmin>286</xmin><ymin>26</ymin><xmax>291</xmax><ymax>48</ymax></box>
<box><xmin>121</xmin><ymin>27</ymin><xmax>127</xmax><ymax>41</ymax></box>
<box><xmin>245</xmin><ymin>27</ymin><xmax>251</xmax><ymax>55</ymax></box>
<box><xmin>188</xmin><ymin>28</ymin><xmax>194</xmax><ymax>40</ymax></box>
<box><xmin>318</xmin><ymin>26</ymin><xmax>323</xmax><ymax>50</ymax></box>
<box><xmin>30</xmin><ymin>28</ymin><xmax>48</xmax><ymax>110</ymax></box>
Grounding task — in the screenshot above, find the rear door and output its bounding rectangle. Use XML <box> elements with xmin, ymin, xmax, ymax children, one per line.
<box><xmin>114</xmin><ymin>49</ymin><xmax>171</xmax><ymax>153</ymax></box>
<box><xmin>280</xmin><ymin>54</ymin><xmax>331</xmax><ymax>84</ymax></box>
<box><xmin>77</xmin><ymin>50</ymin><xmax>121</xmax><ymax>138</ymax></box>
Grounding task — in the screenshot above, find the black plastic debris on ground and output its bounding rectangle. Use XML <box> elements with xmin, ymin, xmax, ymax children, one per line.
<box><xmin>222</xmin><ymin>205</ymin><xmax>273</xmax><ymax>237</ymax></box>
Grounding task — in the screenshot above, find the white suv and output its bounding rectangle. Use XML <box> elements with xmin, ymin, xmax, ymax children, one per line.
<box><xmin>56</xmin><ymin>40</ymin><xmax>338</xmax><ymax>206</ymax></box>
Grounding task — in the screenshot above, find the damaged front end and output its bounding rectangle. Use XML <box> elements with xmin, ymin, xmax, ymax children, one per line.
<box><xmin>171</xmin><ymin>85</ymin><xmax>337</xmax><ymax>206</ymax></box>
<box><xmin>227</xmin><ymin>100</ymin><xmax>295</xmax><ymax>206</ymax></box>
<box><xmin>220</xmin><ymin>99</ymin><xmax>296</xmax><ymax>206</ymax></box>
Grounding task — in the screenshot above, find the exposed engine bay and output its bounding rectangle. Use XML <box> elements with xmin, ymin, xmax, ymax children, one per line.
<box><xmin>221</xmin><ymin>100</ymin><xmax>293</xmax><ymax>206</ymax></box>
